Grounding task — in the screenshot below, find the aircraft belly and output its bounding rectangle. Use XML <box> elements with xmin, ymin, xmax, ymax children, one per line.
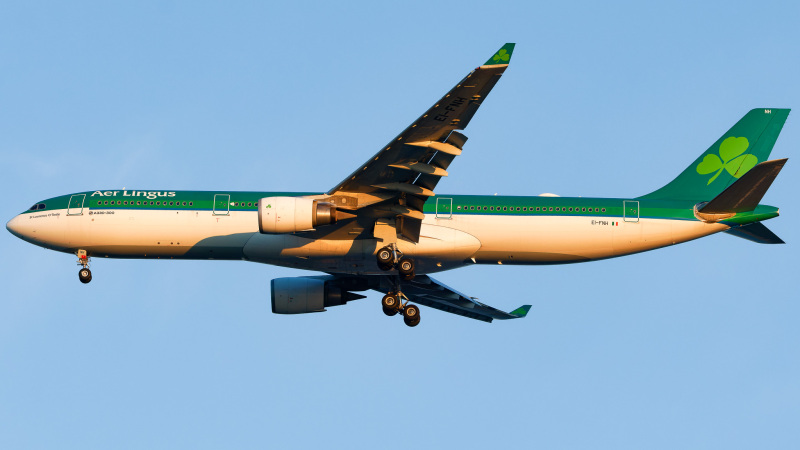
<box><xmin>611</xmin><ymin>218</ymin><xmax>726</xmax><ymax>256</ymax></box>
<box><xmin>243</xmin><ymin>234</ymin><xmax>371</xmax><ymax>273</ymax></box>
<box><xmin>243</xmin><ymin>222</ymin><xmax>480</xmax><ymax>275</ymax></box>
<box><xmin>67</xmin><ymin>209</ymin><xmax>259</xmax><ymax>259</ymax></box>
<box><xmin>462</xmin><ymin>215</ymin><xmax>615</xmax><ymax>264</ymax></box>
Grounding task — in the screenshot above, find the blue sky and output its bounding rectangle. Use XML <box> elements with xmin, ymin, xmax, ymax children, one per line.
<box><xmin>2</xmin><ymin>1</ymin><xmax>799</xmax><ymax>448</ymax></box>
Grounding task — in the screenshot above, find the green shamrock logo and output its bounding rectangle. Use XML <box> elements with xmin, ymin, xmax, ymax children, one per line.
<box><xmin>696</xmin><ymin>136</ymin><xmax>758</xmax><ymax>185</ymax></box>
<box><xmin>492</xmin><ymin>49</ymin><xmax>511</xmax><ymax>63</ymax></box>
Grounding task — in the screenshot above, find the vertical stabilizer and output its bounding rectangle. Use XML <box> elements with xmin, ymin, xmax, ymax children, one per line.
<box><xmin>640</xmin><ymin>109</ymin><xmax>789</xmax><ymax>201</ymax></box>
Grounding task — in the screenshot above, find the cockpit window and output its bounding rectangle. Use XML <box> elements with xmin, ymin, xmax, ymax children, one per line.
<box><xmin>37</xmin><ymin>204</ymin><xmax>46</xmax><ymax>210</ymax></box>
<box><xmin>29</xmin><ymin>204</ymin><xmax>38</xmax><ymax>210</ymax></box>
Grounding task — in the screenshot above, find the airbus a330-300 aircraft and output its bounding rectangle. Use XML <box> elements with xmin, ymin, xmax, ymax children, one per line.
<box><xmin>7</xmin><ymin>44</ymin><xmax>790</xmax><ymax>327</ymax></box>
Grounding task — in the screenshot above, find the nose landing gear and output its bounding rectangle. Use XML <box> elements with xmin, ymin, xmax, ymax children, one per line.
<box><xmin>376</xmin><ymin>244</ymin><xmax>415</xmax><ymax>280</ymax></box>
<box><xmin>76</xmin><ymin>250</ymin><xmax>92</xmax><ymax>284</ymax></box>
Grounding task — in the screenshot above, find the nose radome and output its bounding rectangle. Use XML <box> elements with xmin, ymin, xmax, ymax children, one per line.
<box><xmin>6</xmin><ymin>214</ymin><xmax>26</xmax><ymax>239</ymax></box>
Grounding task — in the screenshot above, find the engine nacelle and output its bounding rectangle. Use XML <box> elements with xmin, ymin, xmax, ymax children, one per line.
<box><xmin>258</xmin><ymin>197</ymin><xmax>337</xmax><ymax>234</ymax></box>
<box><xmin>271</xmin><ymin>277</ymin><xmax>365</xmax><ymax>314</ymax></box>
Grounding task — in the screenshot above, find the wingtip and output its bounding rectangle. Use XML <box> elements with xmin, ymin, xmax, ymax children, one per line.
<box><xmin>484</xmin><ymin>43</ymin><xmax>516</xmax><ymax>66</ymax></box>
<box><xmin>509</xmin><ymin>304</ymin><xmax>531</xmax><ymax>318</ymax></box>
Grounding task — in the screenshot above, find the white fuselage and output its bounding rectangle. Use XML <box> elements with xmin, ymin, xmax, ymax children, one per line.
<box><xmin>8</xmin><ymin>205</ymin><xmax>727</xmax><ymax>275</ymax></box>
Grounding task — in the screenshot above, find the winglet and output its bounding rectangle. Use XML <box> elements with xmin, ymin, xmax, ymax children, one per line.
<box><xmin>484</xmin><ymin>43</ymin><xmax>516</xmax><ymax>66</ymax></box>
<box><xmin>508</xmin><ymin>304</ymin><xmax>531</xmax><ymax>318</ymax></box>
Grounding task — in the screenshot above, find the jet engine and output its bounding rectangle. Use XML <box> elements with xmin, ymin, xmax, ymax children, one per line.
<box><xmin>258</xmin><ymin>197</ymin><xmax>337</xmax><ymax>233</ymax></box>
<box><xmin>271</xmin><ymin>277</ymin><xmax>366</xmax><ymax>314</ymax></box>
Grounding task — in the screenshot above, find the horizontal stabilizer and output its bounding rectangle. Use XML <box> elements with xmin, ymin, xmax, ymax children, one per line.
<box><xmin>725</xmin><ymin>222</ymin><xmax>785</xmax><ymax>244</ymax></box>
<box><xmin>699</xmin><ymin>158</ymin><xmax>787</xmax><ymax>214</ymax></box>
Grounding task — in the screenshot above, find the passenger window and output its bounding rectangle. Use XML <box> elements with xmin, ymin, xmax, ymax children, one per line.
<box><xmin>549</xmin><ymin>207</ymin><xmax>553</xmax><ymax>211</ymax></box>
<box><xmin>189</xmin><ymin>202</ymin><xmax>193</xmax><ymax>206</ymax></box>
<box><xmin>490</xmin><ymin>206</ymin><xmax>494</xmax><ymax>211</ymax></box>
<box><xmin>582</xmin><ymin>207</ymin><xmax>586</xmax><ymax>212</ymax></box>
<box><xmin>568</xmin><ymin>207</ymin><xmax>572</xmax><ymax>212</ymax></box>
<box><xmin>502</xmin><ymin>207</ymin><xmax>507</xmax><ymax>211</ymax></box>
<box><xmin>601</xmin><ymin>208</ymin><xmax>606</xmax><ymax>212</ymax></box>
<box><xmin>183</xmin><ymin>202</ymin><xmax>187</xmax><ymax>206</ymax></box>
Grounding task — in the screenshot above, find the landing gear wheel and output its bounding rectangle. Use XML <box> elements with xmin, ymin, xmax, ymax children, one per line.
<box><xmin>377</xmin><ymin>246</ymin><xmax>394</xmax><ymax>270</ymax></box>
<box><xmin>381</xmin><ymin>294</ymin><xmax>400</xmax><ymax>316</ymax></box>
<box><xmin>398</xmin><ymin>257</ymin><xmax>415</xmax><ymax>280</ymax></box>
<box><xmin>403</xmin><ymin>304</ymin><xmax>420</xmax><ymax>327</ymax></box>
<box><xmin>78</xmin><ymin>268</ymin><xmax>92</xmax><ymax>284</ymax></box>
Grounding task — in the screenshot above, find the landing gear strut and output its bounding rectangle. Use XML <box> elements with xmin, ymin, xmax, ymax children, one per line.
<box><xmin>76</xmin><ymin>250</ymin><xmax>92</xmax><ymax>284</ymax></box>
<box><xmin>381</xmin><ymin>278</ymin><xmax>421</xmax><ymax>327</ymax></box>
<box><xmin>376</xmin><ymin>244</ymin><xmax>415</xmax><ymax>280</ymax></box>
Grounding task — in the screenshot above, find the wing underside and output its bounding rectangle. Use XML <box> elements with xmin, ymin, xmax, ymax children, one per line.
<box><xmin>372</xmin><ymin>275</ymin><xmax>531</xmax><ymax>323</ymax></box>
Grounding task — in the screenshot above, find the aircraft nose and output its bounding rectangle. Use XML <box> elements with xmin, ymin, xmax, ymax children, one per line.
<box><xmin>6</xmin><ymin>214</ymin><xmax>28</xmax><ymax>239</ymax></box>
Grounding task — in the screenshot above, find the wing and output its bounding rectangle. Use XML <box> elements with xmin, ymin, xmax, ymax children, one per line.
<box><xmin>323</xmin><ymin>44</ymin><xmax>516</xmax><ymax>242</ymax></box>
<box><xmin>373</xmin><ymin>275</ymin><xmax>531</xmax><ymax>323</ymax></box>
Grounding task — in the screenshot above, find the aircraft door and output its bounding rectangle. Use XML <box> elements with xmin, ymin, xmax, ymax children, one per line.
<box><xmin>623</xmin><ymin>200</ymin><xmax>639</xmax><ymax>223</ymax></box>
<box><xmin>213</xmin><ymin>194</ymin><xmax>230</xmax><ymax>216</ymax></box>
<box><xmin>436</xmin><ymin>197</ymin><xmax>452</xmax><ymax>219</ymax></box>
<box><xmin>67</xmin><ymin>194</ymin><xmax>86</xmax><ymax>215</ymax></box>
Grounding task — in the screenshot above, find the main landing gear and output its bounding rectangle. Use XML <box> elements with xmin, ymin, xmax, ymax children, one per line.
<box><xmin>76</xmin><ymin>250</ymin><xmax>92</xmax><ymax>284</ymax></box>
<box><xmin>376</xmin><ymin>244</ymin><xmax>415</xmax><ymax>280</ymax></box>
<box><xmin>381</xmin><ymin>291</ymin><xmax>421</xmax><ymax>327</ymax></box>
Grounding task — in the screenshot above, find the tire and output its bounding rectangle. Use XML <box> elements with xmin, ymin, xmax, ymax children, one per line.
<box><xmin>381</xmin><ymin>294</ymin><xmax>399</xmax><ymax>312</ymax></box>
<box><xmin>78</xmin><ymin>268</ymin><xmax>92</xmax><ymax>284</ymax></box>
<box><xmin>398</xmin><ymin>257</ymin><xmax>414</xmax><ymax>279</ymax></box>
<box><xmin>403</xmin><ymin>304</ymin><xmax>420</xmax><ymax>327</ymax></box>
<box><xmin>377</xmin><ymin>247</ymin><xmax>394</xmax><ymax>266</ymax></box>
<box><xmin>404</xmin><ymin>316</ymin><xmax>420</xmax><ymax>327</ymax></box>
<box><xmin>402</xmin><ymin>303</ymin><xmax>419</xmax><ymax>319</ymax></box>
<box><xmin>382</xmin><ymin>305</ymin><xmax>398</xmax><ymax>317</ymax></box>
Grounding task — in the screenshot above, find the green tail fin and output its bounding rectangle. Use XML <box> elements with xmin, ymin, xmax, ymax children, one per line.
<box><xmin>639</xmin><ymin>108</ymin><xmax>790</xmax><ymax>201</ymax></box>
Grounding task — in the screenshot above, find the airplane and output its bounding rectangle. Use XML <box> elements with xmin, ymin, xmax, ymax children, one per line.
<box><xmin>6</xmin><ymin>43</ymin><xmax>790</xmax><ymax>327</ymax></box>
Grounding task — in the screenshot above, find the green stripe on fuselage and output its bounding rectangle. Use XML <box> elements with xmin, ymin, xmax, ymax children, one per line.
<box><xmin>22</xmin><ymin>190</ymin><xmax>714</xmax><ymax>222</ymax></box>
